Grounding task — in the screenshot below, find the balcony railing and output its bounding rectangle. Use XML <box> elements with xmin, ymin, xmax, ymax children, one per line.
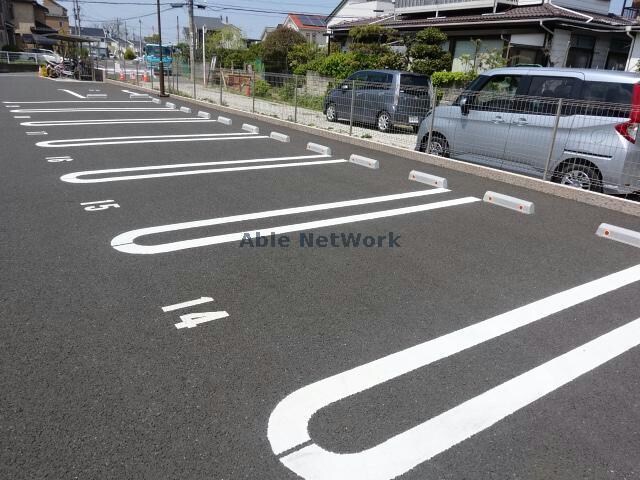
<box><xmin>396</xmin><ymin>0</ymin><xmax>517</xmax><ymax>14</ymax></box>
<box><xmin>622</xmin><ymin>6</ymin><xmax>640</xmax><ymax>20</ymax></box>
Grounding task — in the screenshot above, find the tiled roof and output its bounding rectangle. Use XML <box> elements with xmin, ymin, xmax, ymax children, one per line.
<box><xmin>331</xmin><ymin>4</ymin><xmax>634</xmax><ymax>30</ymax></box>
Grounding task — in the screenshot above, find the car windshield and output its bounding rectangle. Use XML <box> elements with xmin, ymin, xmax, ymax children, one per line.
<box><xmin>145</xmin><ymin>46</ymin><xmax>171</xmax><ymax>57</ymax></box>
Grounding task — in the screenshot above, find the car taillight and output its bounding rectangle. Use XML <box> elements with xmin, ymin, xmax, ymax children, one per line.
<box><xmin>615</xmin><ymin>121</ymin><xmax>639</xmax><ymax>143</ymax></box>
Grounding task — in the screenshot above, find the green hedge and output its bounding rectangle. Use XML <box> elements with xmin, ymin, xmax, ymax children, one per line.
<box><xmin>431</xmin><ymin>71</ymin><xmax>476</xmax><ymax>88</ymax></box>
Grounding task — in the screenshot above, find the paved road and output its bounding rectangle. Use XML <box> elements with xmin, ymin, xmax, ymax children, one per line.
<box><xmin>2</xmin><ymin>73</ymin><xmax>640</xmax><ymax>480</ymax></box>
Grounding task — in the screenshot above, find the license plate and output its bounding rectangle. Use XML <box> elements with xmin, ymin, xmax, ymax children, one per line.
<box><xmin>409</xmin><ymin>116</ymin><xmax>420</xmax><ymax>124</ymax></box>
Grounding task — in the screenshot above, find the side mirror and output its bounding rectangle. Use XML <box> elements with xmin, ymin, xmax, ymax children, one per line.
<box><xmin>341</xmin><ymin>83</ymin><xmax>350</xmax><ymax>91</ymax></box>
<box><xmin>460</xmin><ymin>96</ymin><xmax>470</xmax><ymax>116</ymax></box>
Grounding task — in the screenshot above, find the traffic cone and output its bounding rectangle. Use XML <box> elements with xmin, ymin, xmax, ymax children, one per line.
<box><xmin>143</xmin><ymin>70</ymin><xmax>149</xmax><ymax>82</ymax></box>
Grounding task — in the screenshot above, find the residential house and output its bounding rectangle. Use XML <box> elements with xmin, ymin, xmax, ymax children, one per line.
<box><xmin>330</xmin><ymin>0</ymin><xmax>640</xmax><ymax>72</ymax></box>
<box><xmin>42</xmin><ymin>0</ymin><xmax>67</xmax><ymax>34</ymax></box>
<box><xmin>260</xmin><ymin>25</ymin><xmax>277</xmax><ymax>42</ymax></box>
<box><xmin>184</xmin><ymin>15</ymin><xmax>241</xmax><ymax>50</ymax></box>
<box><xmin>11</xmin><ymin>0</ymin><xmax>56</xmax><ymax>49</ymax></box>
<box><xmin>70</xmin><ymin>26</ymin><xmax>110</xmax><ymax>58</ymax></box>
<box><xmin>283</xmin><ymin>13</ymin><xmax>328</xmax><ymax>46</ymax></box>
<box><xmin>1</xmin><ymin>0</ymin><xmax>15</xmax><ymax>46</ymax></box>
<box><xmin>326</xmin><ymin>0</ymin><xmax>394</xmax><ymax>29</ymax></box>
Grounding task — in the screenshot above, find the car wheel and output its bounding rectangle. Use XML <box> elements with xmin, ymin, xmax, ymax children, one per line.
<box><xmin>326</xmin><ymin>103</ymin><xmax>337</xmax><ymax>122</ymax></box>
<box><xmin>557</xmin><ymin>161</ymin><xmax>602</xmax><ymax>192</ymax></box>
<box><xmin>377</xmin><ymin>111</ymin><xmax>392</xmax><ymax>132</ymax></box>
<box><xmin>421</xmin><ymin>134</ymin><xmax>450</xmax><ymax>157</ymax></box>
<box><xmin>412</xmin><ymin>125</ymin><xmax>419</xmax><ymax>134</ymax></box>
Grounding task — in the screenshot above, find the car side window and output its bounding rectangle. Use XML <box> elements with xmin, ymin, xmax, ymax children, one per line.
<box><xmin>472</xmin><ymin>75</ymin><xmax>522</xmax><ymax>112</ymax></box>
<box><xmin>364</xmin><ymin>72</ymin><xmax>392</xmax><ymax>90</ymax></box>
<box><xmin>577</xmin><ymin>81</ymin><xmax>632</xmax><ymax>118</ymax></box>
<box><xmin>517</xmin><ymin>76</ymin><xmax>579</xmax><ymax>115</ymax></box>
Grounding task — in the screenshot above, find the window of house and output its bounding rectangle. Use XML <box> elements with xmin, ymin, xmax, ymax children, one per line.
<box><xmin>566</xmin><ymin>35</ymin><xmax>595</xmax><ymax>68</ymax></box>
<box><xmin>508</xmin><ymin>46</ymin><xmax>545</xmax><ymax>66</ymax></box>
<box><xmin>605</xmin><ymin>37</ymin><xmax>631</xmax><ymax>70</ymax></box>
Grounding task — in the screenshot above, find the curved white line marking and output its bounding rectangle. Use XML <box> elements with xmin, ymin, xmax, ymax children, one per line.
<box><xmin>111</xmin><ymin>197</ymin><xmax>480</xmax><ymax>255</ymax></box>
<box><xmin>268</xmin><ymin>264</ymin><xmax>640</xmax><ymax>480</ymax></box>
<box><xmin>11</xmin><ymin>108</ymin><xmax>177</xmax><ymax>113</ymax></box>
<box><xmin>37</xmin><ymin>132</ymin><xmax>263</xmax><ymax>148</ymax></box>
<box><xmin>61</xmin><ymin>159</ymin><xmax>346</xmax><ymax>183</ymax></box>
<box><xmin>60</xmin><ymin>154</ymin><xmax>327</xmax><ymax>183</ymax></box>
<box><xmin>21</xmin><ymin>118</ymin><xmax>216</xmax><ymax>127</ymax></box>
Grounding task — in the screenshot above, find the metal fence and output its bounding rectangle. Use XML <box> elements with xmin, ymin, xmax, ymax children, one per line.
<box><xmin>0</xmin><ymin>51</ymin><xmax>50</xmax><ymax>64</ymax></box>
<box><xmin>106</xmin><ymin>62</ymin><xmax>640</xmax><ymax>197</ymax></box>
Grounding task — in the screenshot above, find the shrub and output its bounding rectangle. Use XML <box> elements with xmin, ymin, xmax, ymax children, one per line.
<box><xmin>254</xmin><ymin>79</ymin><xmax>271</xmax><ymax>98</ymax></box>
<box><xmin>124</xmin><ymin>47</ymin><xmax>136</xmax><ymax>60</ymax></box>
<box><xmin>431</xmin><ymin>71</ymin><xmax>476</xmax><ymax>88</ymax></box>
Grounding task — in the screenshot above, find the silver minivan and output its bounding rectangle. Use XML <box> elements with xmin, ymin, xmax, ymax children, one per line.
<box><xmin>415</xmin><ymin>67</ymin><xmax>640</xmax><ymax>194</ymax></box>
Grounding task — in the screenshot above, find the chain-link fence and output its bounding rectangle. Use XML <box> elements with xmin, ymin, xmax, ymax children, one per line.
<box><xmin>106</xmin><ymin>61</ymin><xmax>640</xmax><ymax>197</ymax></box>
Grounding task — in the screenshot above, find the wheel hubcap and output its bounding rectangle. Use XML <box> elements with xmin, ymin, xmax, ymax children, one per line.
<box><xmin>379</xmin><ymin>114</ymin><xmax>389</xmax><ymax>131</ymax></box>
<box><xmin>560</xmin><ymin>170</ymin><xmax>591</xmax><ymax>189</ymax></box>
<box><xmin>327</xmin><ymin>105</ymin><xmax>335</xmax><ymax>120</ymax></box>
<box><xmin>429</xmin><ymin>140</ymin><xmax>444</xmax><ymax>156</ymax></box>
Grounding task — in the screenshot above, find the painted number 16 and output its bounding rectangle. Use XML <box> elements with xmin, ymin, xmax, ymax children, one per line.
<box><xmin>81</xmin><ymin>199</ymin><xmax>120</xmax><ymax>211</ymax></box>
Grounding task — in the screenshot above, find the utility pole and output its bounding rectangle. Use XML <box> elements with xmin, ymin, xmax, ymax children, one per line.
<box><xmin>176</xmin><ymin>16</ymin><xmax>179</xmax><ymax>44</ymax></box>
<box><xmin>139</xmin><ymin>19</ymin><xmax>142</xmax><ymax>56</ymax></box>
<box><xmin>156</xmin><ymin>0</ymin><xmax>168</xmax><ymax>96</ymax></box>
<box><xmin>202</xmin><ymin>25</ymin><xmax>206</xmax><ymax>86</ymax></box>
<box><xmin>188</xmin><ymin>0</ymin><xmax>195</xmax><ymax>82</ymax></box>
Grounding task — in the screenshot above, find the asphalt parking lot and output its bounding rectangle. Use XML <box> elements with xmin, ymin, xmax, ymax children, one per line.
<box><xmin>1</xmin><ymin>73</ymin><xmax>640</xmax><ymax>480</ymax></box>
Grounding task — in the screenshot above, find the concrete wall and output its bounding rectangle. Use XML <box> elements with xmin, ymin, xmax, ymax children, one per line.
<box><xmin>548</xmin><ymin>29</ymin><xmax>571</xmax><ymax>67</ymax></box>
<box><xmin>626</xmin><ymin>32</ymin><xmax>640</xmax><ymax>71</ymax></box>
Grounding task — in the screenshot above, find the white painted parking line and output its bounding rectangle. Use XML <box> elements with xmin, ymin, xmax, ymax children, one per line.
<box><xmin>60</xmin><ymin>154</ymin><xmax>336</xmax><ymax>183</ymax></box>
<box><xmin>14</xmin><ymin>115</ymin><xmax>30</xmax><ymax>119</ymax></box>
<box><xmin>37</xmin><ymin>132</ymin><xmax>266</xmax><ymax>148</ymax></box>
<box><xmin>21</xmin><ymin>118</ymin><xmax>217</xmax><ymax>127</ymax></box>
<box><xmin>3</xmin><ymin>101</ymin><xmax>152</xmax><ymax>104</ymax></box>
<box><xmin>26</xmin><ymin>131</ymin><xmax>47</xmax><ymax>136</ymax></box>
<box><xmin>268</xmin><ymin>263</ymin><xmax>640</xmax><ymax>480</ymax></box>
<box><xmin>11</xmin><ymin>108</ymin><xmax>178</xmax><ymax>113</ymax></box>
<box><xmin>162</xmin><ymin>296</ymin><xmax>213</xmax><ymax>312</ymax></box>
<box><xmin>86</xmin><ymin>93</ymin><xmax>108</xmax><ymax>98</ymax></box>
<box><xmin>111</xmin><ymin>195</ymin><xmax>474</xmax><ymax>255</ymax></box>
<box><xmin>62</xmin><ymin>159</ymin><xmax>347</xmax><ymax>183</ymax></box>
<box><xmin>58</xmin><ymin>89</ymin><xmax>86</xmax><ymax>99</ymax></box>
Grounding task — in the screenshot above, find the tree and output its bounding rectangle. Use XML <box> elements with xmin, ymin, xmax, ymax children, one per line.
<box><xmin>262</xmin><ymin>26</ymin><xmax>306</xmax><ymax>73</ymax></box>
<box><xmin>406</xmin><ymin>28</ymin><xmax>452</xmax><ymax>76</ymax></box>
<box><xmin>288</xmin><ymin>42</ymin><xmax>325</xmax><ymax>75</ymax></box>
<box><xmin>207</xmin><ymin>25</ymin><xmax>245</xmax><ymax>51</ymax></box>
<box><xmin>144</xmin><ymin>34</ymin><xmax>161</xmax><ymax>44</ymax></box>
<box><xmin>124</xmin><ymin>47</ymin><xmax>135</xmax><ymax>60</ymax></box>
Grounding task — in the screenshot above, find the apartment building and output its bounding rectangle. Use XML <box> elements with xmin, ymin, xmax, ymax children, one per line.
<box><xmin>329</xmin><ymin>0</ymin><xmax>640</xmax><ymax>72</ymax></box>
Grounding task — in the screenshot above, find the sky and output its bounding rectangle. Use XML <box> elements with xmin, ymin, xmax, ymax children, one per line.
<box><xmin>59</xmin><ymin>0</ymin><xmax>340</xmax><ymax>43</ymax></box>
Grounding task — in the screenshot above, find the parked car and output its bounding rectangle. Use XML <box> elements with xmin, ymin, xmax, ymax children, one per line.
<box><xmin>25</xmin><ymin>48</ymin><xmax>61</xmax><ymax>63</ymax></box>
<box><xmin>323</xmin><ymin>69</ymin><xmax>431</xmax><ymax>133</ymax></box>
<box><xmin>415</xmin><ymin>67</ymin><xmax>640</xmax><ymax>194</ymax></box>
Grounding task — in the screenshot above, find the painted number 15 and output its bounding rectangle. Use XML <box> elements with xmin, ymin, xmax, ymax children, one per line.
<box><xmin>81</xmin><ymin>199</ymin><xmax>120</xmax><ymax>211</ymax></box>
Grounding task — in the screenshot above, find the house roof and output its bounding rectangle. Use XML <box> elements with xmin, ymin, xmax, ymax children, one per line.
<box><xmin>287</xmin><ymin>13</ymin><xmax>327</xmax><ymax>31</ymax></box>
<box><xmin>193</xmin><ymin>15</ymin><xmax>237</xmax><ymax>31</ymax></box>
<box><xmin>331</xmin><ymin>4</ymin><xmax>635</xmax><ymax>31</ymax></box>
<box><xmin>70</xmin><ymin>26</ymin><xmax>105</xmax><ymax>38</ymax></box>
